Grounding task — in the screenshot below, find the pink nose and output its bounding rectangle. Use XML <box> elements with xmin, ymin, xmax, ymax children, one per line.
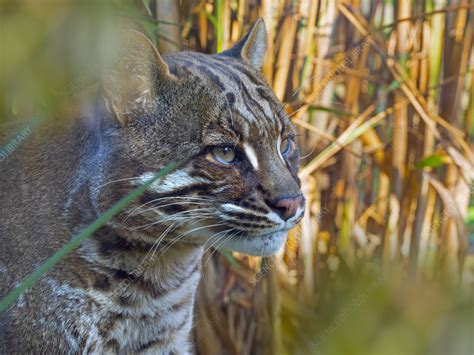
<box><xmin>271</xmin><ymin>195</ymin><xmax>303</xmax><ymax>221</ymax></box>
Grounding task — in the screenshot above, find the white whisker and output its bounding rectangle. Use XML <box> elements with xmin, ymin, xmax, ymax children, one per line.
<box><xmin>98</xmin><ymin>176</ymin><xmax>142</xmax><ymax>189</ymax></box>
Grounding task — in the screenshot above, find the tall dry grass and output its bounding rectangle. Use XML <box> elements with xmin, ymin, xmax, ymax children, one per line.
<box><xmin>151</xmin><ymin>1</ymin><xmax>474</xmax><ymax>353</ymax></box>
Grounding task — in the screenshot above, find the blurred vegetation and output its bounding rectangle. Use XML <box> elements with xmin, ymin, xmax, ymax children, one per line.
<box><xmin>1</xmin><ymin>0</ymin><xmax>473</xmax><ymax>354</ymax></box>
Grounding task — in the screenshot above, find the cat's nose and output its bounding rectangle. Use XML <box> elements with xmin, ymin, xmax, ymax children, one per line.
<box><xmin>270</xmin><ymin>194</ymin><xmax>304</xmax><ymax>221</ymax></box>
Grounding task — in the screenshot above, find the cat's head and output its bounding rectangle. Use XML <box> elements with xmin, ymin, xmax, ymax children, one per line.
<box><xmin>98</xmin><ymin>19</ymin><xmax>304</xmax><ymax>256</ymax></box>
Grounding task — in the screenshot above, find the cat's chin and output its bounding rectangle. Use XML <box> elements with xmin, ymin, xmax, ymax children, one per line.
<box><xmin>219</xmin><ymin>229</ymin><xmax>290</xmax><ymax>256</ymax></box>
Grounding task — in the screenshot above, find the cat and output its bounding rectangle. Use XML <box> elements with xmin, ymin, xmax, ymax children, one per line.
<box><xmin>0</xmin><ymin>18</ymin><xmax>304</xmax><ymax>354</ymax></box>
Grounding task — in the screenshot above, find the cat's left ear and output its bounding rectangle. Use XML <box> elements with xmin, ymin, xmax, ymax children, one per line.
<box><xmin>220</xmin><ymin>18</ymin><xmax>267</xmax><ymax>70</ymax></box>
<box><xmin>102</xmin><ymin>30</ymin><xmax>176</xmax><ymax>127</ymax></box>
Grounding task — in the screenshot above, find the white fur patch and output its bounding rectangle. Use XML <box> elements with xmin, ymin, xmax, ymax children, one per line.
<box><xmin>221</xmin><ymin>203</ymin><xmax>248</xmax><ymax>213</ymax></box>
<box><xmin>135</xmin><ymin>170</ymin><xmax>204</xmax><ymax>193</ymax></box>
<box><xmin>243</xmin><ymin>143</ymin><xmax>259</xmax><ymax>170</ymax></box>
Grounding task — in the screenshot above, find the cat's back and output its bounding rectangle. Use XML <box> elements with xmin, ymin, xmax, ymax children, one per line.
<box><xmin>0</xmin><ymin>118</ymin><xmax>84</xmax><ymax>288</ymax></box>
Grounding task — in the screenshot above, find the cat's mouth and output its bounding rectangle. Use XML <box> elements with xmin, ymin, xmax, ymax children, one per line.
<box><xmin>172</xmin><ymin>203</ymin><xmax>304</xmax><ymax>256</ymax></box>
<box><xmin>181</xmin><ymin>219</ymin><xmax>294</xmax><ymax>256</ymax></box>
<box><xmin>204</xmin><ymin>204</ymin><xmax>304</xmax><ymax>256</ymax></box>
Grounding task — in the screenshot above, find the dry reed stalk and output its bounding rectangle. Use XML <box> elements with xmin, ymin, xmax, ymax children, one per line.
<box><xmin>273</xmin><ymin>2</ymin><xmax>298</xmax><ymax>100</ymax></box>
<box><xmin>260</xmin><ymin>0</ymin><xmax>277</xmax><ymax>83</ymax></box>
<box><xmin>198</xmin><ymin>0</ymin><xmax>208</xmax><ymax>49</ymax></box>
<box><xmin>222</xmin><ymin>0</ymin><xmax>231</xmax><ymax>50</ymax></box>
<box><xmin>303</xmin><ymin>0</ymin><xmax>337</xmax><ymax>151</ymax></box>
<box><xmin>408</xmin><ymin>3</ymin><xmax>435</xmax><ymax>273</ymax></box>
<box><xmin>155</xmin><ymin>0</ymin><xmax>181</xmax><ymax>53</ymax></box>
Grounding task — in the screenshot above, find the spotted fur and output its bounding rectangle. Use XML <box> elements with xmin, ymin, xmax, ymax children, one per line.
<box><xmin>0</xmin><ymin>19</ymin><xmax>304</xmax><ymax>353</ymax></box>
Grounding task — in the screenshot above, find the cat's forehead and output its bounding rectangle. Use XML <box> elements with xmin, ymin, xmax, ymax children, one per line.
<box><xmin>168</xmin><ymin>52</ymin><xmax>289</xmax><ymax>142</ymax></box>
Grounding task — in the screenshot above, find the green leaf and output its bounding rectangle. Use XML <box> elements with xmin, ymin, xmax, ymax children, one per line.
<box><xmin>206</xmin><ymin>11</ymin><xmax>217</xmax><ymax>27</ymax></box>
<box><xmin>415</xmin><ymin>154</ymin><xmax>448</xmax><ymax>169</ymax></box>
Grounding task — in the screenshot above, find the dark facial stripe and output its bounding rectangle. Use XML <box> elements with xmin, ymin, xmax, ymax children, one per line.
<box><xmin>204</xmin><ymin>60</ymin><xmax>270</xmax><ymax>122</ymax></box>
<box><xmin>222</xmin><ymin>210</ymin><xmax>270</xmax><ymax>223</ymax></box>
<box><xmin>174</xmin><ymin>53</ymin><xmax>278</xmax><ymax>135</ymax></box>
<box><xmin>196</xmin><ymin>65</ymin><xmax>226</xmax><ymax>91</ymax></box>
<box><xmin>174</xmin><ymin>56</ymin><xmax>226</xmax><ymax>92</ymax></box>
<box><xmin>224</xmin><ymin>219</ymin><xmax>275</xmax><ymax>230</ymax></box>
<box><xmin>238</xmin><ymin>200</ymin><xmax>270</xmax><ymax>214</ymax></box>
<box><xmin>189</xmin><ymin>168</ymin><xmax>217</xmax><ymax>181</ymax></box>
<box><xmin>215</xmin><ymin>101</ymin><xmax>234</xmax><ymax>130</ymax></box>
<box><xmin>179</xmin><ymin>54</ymin><xmax>271</xmax><ymax>124</ymax></box>
<box><xmin>177</xmin><ymin>64</ymin><xmax>234</xmax><ymax>129</ymax></box>
<box><xmin>211</xmin><ymin>54</ymin><xmax>268</xmax><ymax>87</ymax></box>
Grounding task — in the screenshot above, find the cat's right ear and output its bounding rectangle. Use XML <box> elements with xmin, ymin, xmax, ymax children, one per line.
<box><xmin>102</xmin><ymin>30</ymin><xmax>176</xmax><ymax>127</ymax></box>
<box><xmin>219</xmin><ymin>18</ymin><xmax>267</xmax><ymax>70</ymax></box>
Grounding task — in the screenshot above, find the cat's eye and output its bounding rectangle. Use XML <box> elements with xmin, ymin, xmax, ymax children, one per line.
<box><xmin>212</xmin><ymin>146</ymin><xmax>236</xmax><ymax>164</ymax></box>
<box><xmin>280</xmin><ymin>138</ymin><xmax>292</xmax><ymax>156</ymax></box>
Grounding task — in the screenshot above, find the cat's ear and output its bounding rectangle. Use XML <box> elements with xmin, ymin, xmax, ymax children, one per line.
<box><xmin>102</xmin><ymin>30</ymin><xmax>175</xmax><ymax>127</ymax></box>
<box><xmin>220</xmin><ymin>18</ymin><xmax>267</xmax><ymax>70</ymax></box>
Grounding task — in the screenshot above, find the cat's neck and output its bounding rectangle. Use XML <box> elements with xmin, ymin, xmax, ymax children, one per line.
<box><xmin>72</xmin><ymin>228</ymin><xmax>203</xmax><ymax>353</ymax></box>
<box><xmin>79</xmin><ymin>225</ymin><xmax>204</xmax><ymax>312</ymax></box>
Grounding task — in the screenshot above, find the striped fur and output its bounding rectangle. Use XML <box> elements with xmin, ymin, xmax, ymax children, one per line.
<box><xmin>0</xmin><ymin>19</ymin><xmax>304</xmax><ymax>353</ymax></box>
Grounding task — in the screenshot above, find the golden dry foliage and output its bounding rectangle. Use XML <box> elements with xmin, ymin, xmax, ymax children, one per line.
<box><xmin>155</xmin><ymin>1</ymin><xmax>474</xmax><ymax>354</ymax></box>
<box><xmin>2</xmin><ymin>0</ymin><xmax>472</xmax><ymax>354</ymax></box>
